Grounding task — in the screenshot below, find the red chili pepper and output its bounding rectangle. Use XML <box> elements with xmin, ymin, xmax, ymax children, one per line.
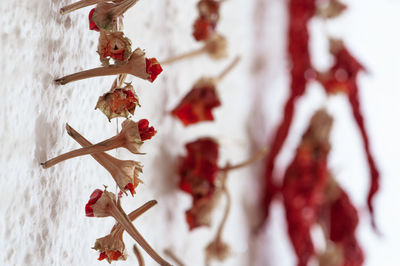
<box><xmin>192</xmin><ymin>0</ymin><xmax>220</xmax><ymax>42</ymax></box>
<box><xmin>263</xmin><ymin>0</ymin><xmax>317</xmax><ymax>224</ymax></box>
<box><xmin>282</xmin><ymin>110</ymin><xmax>332</xmax><ymax>266</ymax></box>
<box><xmin>171</xmin><ymin>80</ymin><xmax>221</xmax><ymax>126</ymax></box>
<box><xmin>324</xmin><ymin>186</ymin><xmax>364</xmax><ymax>266</ymax></box>
<box><xmin>178</xmin><ymin>138</ymin><xmax>219</xmax><ymax>230</ymax></box>
<box><xmin>318</xmin><ymin>42</ymin><xmax>380</xmax><ymax>228</ymax></box>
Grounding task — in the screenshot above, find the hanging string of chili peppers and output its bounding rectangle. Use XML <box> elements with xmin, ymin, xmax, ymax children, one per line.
<box><xmin>262</xmin><ymin>0</ymin><xmax>380</xmax><ymax>230</ymax></box>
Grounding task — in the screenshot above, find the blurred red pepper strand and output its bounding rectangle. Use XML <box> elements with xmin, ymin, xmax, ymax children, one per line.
<box><xmin>318</xmin><ymin>42</ymin><xmax>380</xmax><ymax>228</ymax></box>
<box><xmin>321</xmin><ymin>181</ymin><xmax>364</xmax><ymax>266</ymax></box>
<box><xmin>263</xmin><ymin>0</ymin><xmax>317</xmax><ymax>223</ymax></box>
<box><xmin>282</xmin><ymin>109</ymin><xmax>332</xmax><ymax>266</ymax></box>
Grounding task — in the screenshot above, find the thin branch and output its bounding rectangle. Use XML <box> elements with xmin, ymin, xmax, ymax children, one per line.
<box><xmin>219</xmin><ymin>148</ymin><xmax>268</xmax><ymax>172</ymax></box>
<box><xmin>164</xmin><ymin>249</ymin><xmax>186</xmax><ymax>266</ymax></box>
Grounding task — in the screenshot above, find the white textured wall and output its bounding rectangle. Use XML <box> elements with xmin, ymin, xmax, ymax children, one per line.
<box><xmin>1</xmin><ymin>0</ymin><xmax>399</xmax><ymax>266</ymax></box>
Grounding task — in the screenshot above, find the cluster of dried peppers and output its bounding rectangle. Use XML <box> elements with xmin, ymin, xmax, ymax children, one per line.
<box><xmin>282</xmin><ymin>109</ymin><xmax>364</xmax><ymax>266</ymax></box>
<box><xmin>41</xmin><ymin>0</ymin><xmax>171</xmax><ymax>265</ymax></box>
<box><xmin>262</xmin><ymin>0</ymin><xmax>379</xmax><ymax>265</ymax></box>
<box><xmin>161</xmin><ymin>0</ymin><xmax>263</xmax><ymax>264</ymax></box>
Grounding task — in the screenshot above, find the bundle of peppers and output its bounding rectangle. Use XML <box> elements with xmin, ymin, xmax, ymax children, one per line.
<box><xmin>263</xmin><ymin>0</ymin><xmax>379</xmax><ymax>229</ymax></box>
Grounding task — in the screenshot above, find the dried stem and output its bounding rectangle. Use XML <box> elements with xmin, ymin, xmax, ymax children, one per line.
<box><xmin>164</xmin><ymin>249</ymin><xmax>186</xmax><ymax>266</ymax></box>
<box><xmin>215</xmin><ymin>169</ymin><xmax>230</xmax><ymax>242</ymax></box>
<box><xmin>108</xmin><ymin>202</ymin><xmax>172</xmax><ymax>266</ymax></box>
<box><xmin>127</xmin><ymin>200</ymin><xmax>157</xmax><ymax>221</ymax></box>
<box><xmin>55</xmin><ymin>48</ymin><xmax>148</xmax><ymax>85</ymax></box>
<box><xmin>215</xmin><ymin>56</ymin><xmax>241</xmax><ymax>83</ymax></box>
<box><xmin>41</xmin><ymin>134</ymin><xmax>124</xmax><ymax>168</ymax></box>
<box><xmin>134</xmin><ymin>244</ymin><xmax>145</xmax><ymax>266</ymax></box>
<box><xmin>112</xmin><ymin>0</ymin><xmax>140</xmax><ymax>17</ymax></box>
<box><xmin>160</xmin><ymin>47</ymin><xmax>206</xmax><ymax>65</ymax></box>
<box><xmin>218</xmin><ymin>148</ymin><xmax>268</xmax><ymax>172</ymax></box>
<box><xmin>205</xmin><ymin>168</ymin><xmax>231</xmax><ymax>265</ymax></box>
<box><xmin>59</xmin><ymin>0</ymin><xmax>100</xmax><ymax>15</ymax></box>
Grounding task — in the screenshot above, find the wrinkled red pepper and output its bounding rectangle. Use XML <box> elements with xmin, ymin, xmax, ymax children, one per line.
<box><xmin>263</xmin><ymin>0</ymin><xmax>317</xmax><ymax>224</ymax></box>
<box><xmin>318</xmin><ymin>40</ymin><xmax>380</xmax><ymax>228</ymax></box>
<box><xmin>322</xmin><ymin>183</ymin><xmax>364</xmax><ymax>266</ymax></box>
<box><xmin>192</xmin><ymin>0</ymin><xmax>220</xmax><ymax>41</ymax></box>
<box><xmin>178</xmin><ymin>138</ymin><xmax>220</xmax><ymax>230</ymax></box>
<box><xmin>282</xmin><ymin>110</ymin><xmax>332</xmax><ymax>266</ymax></box>
<box><xmin>171</xmin><ymin>80</ymin><xmax>221</xmax><ymax>126</ymax></box>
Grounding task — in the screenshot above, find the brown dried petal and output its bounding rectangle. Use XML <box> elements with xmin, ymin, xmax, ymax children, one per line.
<box><xmin>98</xmin><ymin>31</ymin><xmax>133</xmax><ymax>66</ymax></box>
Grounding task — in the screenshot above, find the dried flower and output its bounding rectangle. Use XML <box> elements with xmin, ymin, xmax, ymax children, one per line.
<box><xmin>93</xmin><ymin>200</ymin><xmax>157</xmax><ymax>263</ymax></box>
<box><xmin>95</xmin><ymin>231</ymin><xmax>126</xmax><ymax>263</ymax></box>
<box><xmin>145</xmin><ymin>58</ymin><xmax>163</xmax><ymax>82</ymax></box>
<box><xmin>160</xmin><ymin>33</ymin><xmax>227</xmax><ymax>65</ymax></box>
<box><xmin>66</xmin><ymin>124</ymin><xmax>143</xmax><ymax>196</ymax></box>
<box><xmin>90</xmin><ymin>0</ymin><xmax>140</xmax><ymax>31</ymax></box>
<box><xmin>95</xmin><ymin>83</ymin><xmax>140</xmax><ymax>121</ymax></box>
<box><xmin>98</xmin><ymin>31</ymin><xmax>132</xmax><ymax>65</ymax></box>
<box><xmin>193</xmin><ymin>0</ymin><xmax>220</xmax><ymax>41</ymax></box>
<box><xmin>205</xmin><ymin>240</ymin><xmax>230</xmax><ymax>262</ymax></box>
<box><xmin>41</xmin><ymin>119</ymin><xmax>155</xmax><ymax>169</ymax></box>
<box><xmin>85</xmin><ymin>189</ymin><xmax>172</xmax><ymax>265</ymax></box>
<box><xmin>185</xmin><ymin>191</ymin><xmax>222</xmax><ymax>230</ymax></box>
<box><xmin>172</xmin><ymin>78</ymin><xmax>220</xmax><ymax>126</ymax></box>
<box><xmin>178</xmin><ymin>138</ymin><xmax>220</xmax><ymax>230</ymax></box>
<box><xmin>171</xmin><ymin>56</ymin><xmax>240</xmax><ymax>126</ymax></box>
<box><xmin>55</xmin><ymin>48</ymin><xmax>162</xmax><ymax>85</ymax></box>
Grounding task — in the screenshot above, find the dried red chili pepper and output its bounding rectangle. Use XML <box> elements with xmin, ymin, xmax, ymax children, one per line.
<box><xmin>282</xmin><ymin>109</ymin><xmax>333</xmax><ymax>266</ymax></box>
<box><xmin>318</xmin><ymin>39</ymin><xmax>379</xmax><ymax>228</ymax></box>
<box><xmin>178</xmin><ymin>138</ymin><xmax>220</xmax><ymax>230</ymax></box>
<box><xmin>320</xmin><ymin>177</ymin><xmax>364</xmax><ymax>266</ymax></box>
<box><xmin>171</xmin><ymin>78</ymin><xmax>220</xmax><ymax>126</ymax></box>
<box><xmin>263</xmin><ymin>0</ymin><xmax>317</xmax><ymax>224</ymax></box>
<box><xmin>171</xmin><ymin>56</ymin><xmax>240</xmax><ymax>126</ymax></box>
<box><xmin>193</xmin><ymin>0</ymin><xmax>220</xmax><ymax>41</ymax></box>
